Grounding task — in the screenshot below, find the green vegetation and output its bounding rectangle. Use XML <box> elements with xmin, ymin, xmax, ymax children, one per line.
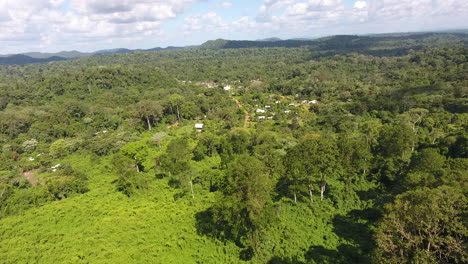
<box><xmin>0</xmin><ymin>33</ymin><xmax>467</xmax><ymax>263</ymax></box>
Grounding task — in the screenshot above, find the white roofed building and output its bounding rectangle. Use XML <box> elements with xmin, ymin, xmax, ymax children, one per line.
<box><xmin>195</xmin><ymin>123</ymin><xmax>204</xmax><ymax>132</ymax></box>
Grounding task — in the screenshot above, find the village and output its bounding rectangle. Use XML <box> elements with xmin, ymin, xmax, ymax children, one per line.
<box><xmin>191</xmin><ymin>80</ymin><xmax>320</xmax><ymax>131</ymax></box>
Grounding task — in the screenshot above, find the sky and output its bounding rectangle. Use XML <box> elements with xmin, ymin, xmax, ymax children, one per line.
<box><xmin>0</xmin><ymin>0</ymin><xmax>467</xmax><ymax>54</ymax></box>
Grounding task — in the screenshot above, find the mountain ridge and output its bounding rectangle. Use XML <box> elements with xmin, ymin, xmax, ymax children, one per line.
<box><xmin>2</xmin><ymin>31</ymin><xmax>467</xmax><ymax>65</ymax></box>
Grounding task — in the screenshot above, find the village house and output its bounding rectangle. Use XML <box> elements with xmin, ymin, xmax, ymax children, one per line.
<box><xmin>194</xmin><ymin>123</ymin><xmax>204</xmax><ymax>132</ymax></box>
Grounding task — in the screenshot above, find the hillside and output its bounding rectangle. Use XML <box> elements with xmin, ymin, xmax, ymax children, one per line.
<box><xmin>200</xmin><ymin>33</ymin><xmax>468</xmax><ymax>56</ymax></box>
<box><xmin>0</xmin><ymin>32</ymin><xmax>467</xmax><ymax>263</ymax></box>
<box><xmin>0</xmin><ymin>46</ymin><xmax>187</xmax><ymax>65</ymax></box>
<box><xmin>0</xmin><ymin>54</ymin><xmax>68</xmax><ymax>65</ymax></box>
<box><xmin>2</xmin><ymin>32</ymin><xmax>467</xmax><ymax>66</ymax></box>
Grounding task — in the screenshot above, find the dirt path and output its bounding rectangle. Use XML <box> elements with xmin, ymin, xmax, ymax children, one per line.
<box><xmin>233</xmin><ymin>98</ymin><xmax>250</xmax><ymax>128</ymax></box>
<box><xmin>22</xmin><ymin>169</ymin><xmax>40</xmax><ymax>186</ymax></box>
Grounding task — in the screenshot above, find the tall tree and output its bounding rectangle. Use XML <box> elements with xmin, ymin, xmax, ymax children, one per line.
<box><xmin>134</xmin><ymin>100</ymin><xmax>163</xmax><ymax>131</ymax></box>
<box><xmin>284</xmin><ymin>136</ymin><xmax>341</xmax><ymax>203</ymax></box>
<box><xmin>338</xmin><ymin>134</ymin><xmax>373</xmax><ymax>188</ymax></box>
<box><xmin>169</xmin><ymin>94</ymin><xmax>184</xmax><ymax>121</ymax></box>
<box><xmin>212</xmin><ymin>155</ymin><xmax>275</xmax><ymax>258</ymax></box>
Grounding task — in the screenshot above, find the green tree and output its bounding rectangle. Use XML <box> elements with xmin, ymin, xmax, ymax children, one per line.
<box><xmin>159</xmin><ymin>138</ymin><xmax>194</xmax><ymax>196</ymax></box>
<box><xmin>212</xmin><ymin>155</ymin><xmax>275</xmax><ymax>258</ymax></box>
<box><xmin>159</xmin><ymin>138</ymin><xmax>191</xmax><ymax>177</ymax></box>
<box><xmin>376</xmin><ymin>124</ymin><xmax>417</xmax><ymax>184</ymax></box>
<box><xmin>168</xmin><ymin>94</ymin><xmax>184</xmax><ymax>121</ymax></box>
<box><xmin>375</xmin><ymin>186</ymin><xmax>467</xmax><ymax>264</ymax></box>
<box><xmin>120</xmin><ymin>141</ymin><xmax>150</xmax><ymax>172</ymax></box>
<box><xmin>135</xmin><ymin>100</ymin><xmax>163</xmax><ymax>131</ymax></box>
<box><xmin>338</xmin><ymin>134</ymin><xmax>373</xmax><ymax>189</ymax></box>
<box><xmin>284</xmin><ymin>136</ymin><xmax>341</xmax><ymax>203</ymax></box>
<box><xmin>227</xmin><ymin>128</ymin><xmax>251</xmax><ymax>155</ymax></box>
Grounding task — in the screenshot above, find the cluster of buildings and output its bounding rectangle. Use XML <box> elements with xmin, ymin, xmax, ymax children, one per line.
<box><xmin>254</xmin><ymin>98</ymin><xmax>318</xmax><ymax>121</ymax></box>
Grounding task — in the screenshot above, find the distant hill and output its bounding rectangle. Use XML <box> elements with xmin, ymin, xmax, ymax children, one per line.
<box><xmin>0</xmin><ymin>54</ymin><xmax>68</xmax><ymax>65</ymax></box>
<box><xmin>199</xmin><ymin>39</ymin><xmax>230</xmax><ymax>50</ymax></box>
<box><xmin>256</xmin><ymin>37</ymin><xmax>282</xmax><ymax>42</ymax></box>
<box><xmin>200</xmin><ymin>38</ymin><xmax>333</xmax><ymax>49</ymax></box>
<box><xmin>199</xmin><ymin>33</ymin><xmax>468</xmax><ymax>56</ymax></box>
<box><xmin>92</xmin><ymin>48</ymin><xmax>134</xmax><ymax>56</ymax></box>
<box><xmin>144</xmin><ymin>46</ymin><xmax>186</xmax><ymax>52</ymax></box>
<box><xmin>0</xmin><ymin>46</ymin><xmax>187</xmax><ymax>65</ymax></box>
<box><xmin>289</xmin><ymin>37</ymin><xmax>315</xmax><ymax>41</ymax></box>
<box><xmin>21</xmin><ymin>51</ymin><xmax>88</xmax><ymax>59</ymax></box>
<box><xmin>1</xmin><ymin>31</ymin><xmax>467</xmax><ymax>65</ymax></box>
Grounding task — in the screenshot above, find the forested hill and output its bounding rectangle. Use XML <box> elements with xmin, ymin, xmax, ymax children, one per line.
<box><xmin>200</xmin><ymin>32</ymin><xmax>468</xmax><ymax>55</ymax></box>
<box><xmin>0</xmin><ymin>46</ymin><xmax>186</xmax><ymax>65</ymax></box>
<box><xmin>0</xmin><ymin>54</ymin><xmax>68</xmax><ymax>65</ymax></box>
<box><xmin>0</xmin><ymin>32</ymin><xmax>467</xmax><ymax>263</ymax></box>
<box><xmin>2</xmin><ymin>32</ymin><xmax>468</xmax><ymax>66</ymax></box>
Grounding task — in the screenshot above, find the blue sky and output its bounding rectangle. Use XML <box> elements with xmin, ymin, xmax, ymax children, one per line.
<box><xmin>0</xmin><ymin>0</ymin><xmax>467</xmax><ymax>54</ymax></box>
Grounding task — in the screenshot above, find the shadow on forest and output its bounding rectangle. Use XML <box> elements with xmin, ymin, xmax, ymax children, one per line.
<box><xmin>194</xmin><ymin>208</ymin><xmax>223</xmax><ymax>239</ymax></box>
<box><xmin>196</xmin><ymin>186</ymin><xmax>380</xmax><ymax>263</ymax></box>
<box><xmin>301</xmin><ymin>210</ymin><xmax>375</xmax><ymax>264</ymax></box>
<box><xmin>266</xmin><ymin>207</ymin><xmax>377</xmax><ymax>264</ymax></box>
<box><xmin>195</xmin><ymin>208</ymin><xmax>255</xmax><ymax>261</ymax></box>
<box><xmin>267</xmin><ymin>256</ymin><xmax>305</xmax><ymax>264</ymax></box>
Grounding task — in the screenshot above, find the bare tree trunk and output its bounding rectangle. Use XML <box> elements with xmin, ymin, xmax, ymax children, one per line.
<box><xmin>320</xmin><ymin>183</ymin><xmax>326</xmax><ymax>201</ymax></box>
<box><xmin>134</xmin><ymin>157</ymin><xmax>139</xmax><ymax>172</ymax></box>
<box><xmin>176</xmin><ymin>105</ymin><xmax>180</xmax><ymax>121</ymax></box>
<box><xmin>190</xmin><ymin>180</ymin><xmax>195</xmax><ymax>199</ymax></box>
<box><xmin>308</xmin><ymin>184</ymin><xmax>313</xmax><ymax>204</ymax></box>
<box><xmin>293</xmin><ymin>182</ymin><xmax>297</xmax><ymax>204</ymax></box>
<box><xmin>146</xmin><ymin>117</ymin><xmax>152</xmax><ymax>131</ymax></box>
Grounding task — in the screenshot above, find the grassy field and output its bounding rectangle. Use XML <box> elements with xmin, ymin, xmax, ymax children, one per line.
<box><xmin>0</xmin><ymin>144</ymin><xmax>375</xmax><ymax>263</ymax></box>
<box><xmin>0</xmin><ymin>155</ymin><xmax>241</xmax><ymax>264</ymax></box>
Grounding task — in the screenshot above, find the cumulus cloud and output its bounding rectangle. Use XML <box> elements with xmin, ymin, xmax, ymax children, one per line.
<box><xmin>256</xmin><ymin>0</ymin><xmax>295</xmax><ymax>22</ymax></box>
<box><xmin>353</xmin><ymin>1</ymin><xmax>367</xmax><ymax>9</ymax></box>
<box><xmin>0</xmin><ymin>0</ymin><xmax>202</xmax><ymax>52</ymax></box>
<box><xmin>184</xmin><ymin>12</ymin><xmax>226</xmax><ymax>32</ymax></box>
<box><xmin>258</xmin><ymin>0</ymin><xmax>467</xmax><ymax>35</ymax></box>
<box><xmin>181</xmin><ymin>0</ymin><xmax>467</xmax><ymax>42</ymax></box>
<box><xmin>1</xmin><ymin>0</ymin><xmax>468</xmax><ymax>53</ymax></box>
<box><xmin>220</xmin><ymin>2</ymin><xmax>232</xmax><ymax>8</ymax></box>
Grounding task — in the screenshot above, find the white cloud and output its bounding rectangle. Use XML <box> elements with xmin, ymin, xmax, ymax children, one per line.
<box><xmin>256</xmin><ymin>0</ymin><xmax>295</xmax><ymax>22</ymax></box>
<box><xmin>1</xmin><ymin>0</ymin><xmax>468</xmax><ymax>53</ymax></box>
<box><xmin>182</xmin><ymin>0</ymin><xmax>468</xmax><ymax>42</ymax></box>
<box><xmin>0</xmin><ymin>0</ymin><xmax>202</xmax><ymax>53</ymax></box>
<box><xmin>221</xmin><ymin>2</ymin><xmax>232</xmax><ymax>8</ymax></box>
<box><xmin>184</xmin><ymin>12</ymin><xmax>226</xmax><ymax>32</ymax></box>
<box><xmin>308</xmin><ymin>0</ymin><xmax>341</xmax><ymax>8</ymax></box>
<box><xmin>285</xmin><ymin>3</ymin><xmax>309</xmax><ymax>16</ymax></box>
<box><xmin>256</xmin><ymin>0</ymin><xmax>467</xmax><ymax>35</ymax></box>
<box><xmin>353</xmin><ymin>1</ymin><xmax>367</xmax><ymax>9</ymax></box>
